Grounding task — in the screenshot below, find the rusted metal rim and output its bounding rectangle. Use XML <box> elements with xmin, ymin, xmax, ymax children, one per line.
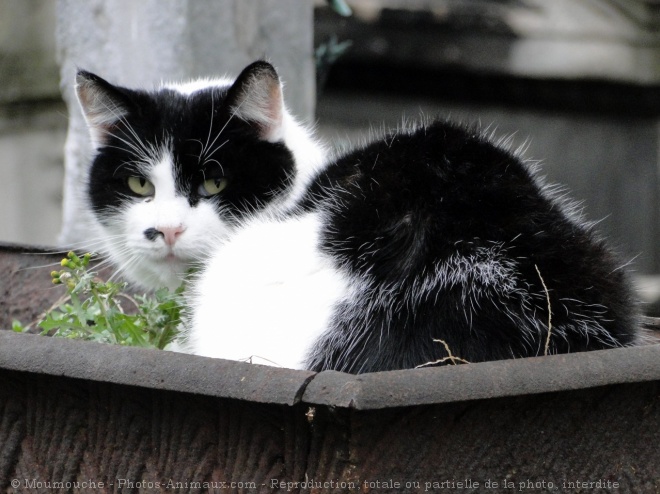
<box><xmin>1</xmin><ymin>331</ymin><xmax>658</xmax><ymax>410</ymax></box>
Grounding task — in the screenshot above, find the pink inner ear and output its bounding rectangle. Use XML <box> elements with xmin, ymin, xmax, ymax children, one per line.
<box><xmin>76</xmin><ymin>82</ymin><xmax>129</xmax><ymax>148</ymax></box>
<box><xmin>81</xmin><ymin>106</ymin><xmax>124</xmax><ymax>148</ymax></box>
<box><xmin>229</xmin><ymin>68</ymin><xmax>286</xmax><ymax>143</ymax></box>
<box><xmin>261</xmin><ymin>84</ymin><xmax>284</xmax><ymax>142</ymax></box>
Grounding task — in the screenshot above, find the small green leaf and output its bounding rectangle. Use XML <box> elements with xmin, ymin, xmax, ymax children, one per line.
<box><xmin>328</xmin><ymin>0</ymin><xmax>352</xmax><ymax>17</ymax></box>
<box><xmin>12</xmin><ymin>320</ymin><xmax>26</xmax><ymax>332</ymax></box>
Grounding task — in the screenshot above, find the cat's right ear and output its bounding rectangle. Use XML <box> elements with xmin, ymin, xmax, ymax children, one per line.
<box><xmin>75</xmin><ymin>71</ymin><xmax>133</xmax><ymax>148</ymax></box>
<box><xmin>225</xmin><ymin>61</ymin><xmax>285</xmax><ymax>143</ymax></box>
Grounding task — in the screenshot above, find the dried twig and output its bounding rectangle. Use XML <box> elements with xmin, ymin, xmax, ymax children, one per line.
<box><xmin>245</xmin><ymin>355</ymin><xmax>283</xmax><ymax>367</ymax></box>
<box><xmin>416</xmin><ymin>338</ymin><xmax>470</xmax><ymax>368</ymax></box>
<box><xmin>535</xmin><ymin>264</ymin><xmax>553</xmax><ymax>356</ymax></box>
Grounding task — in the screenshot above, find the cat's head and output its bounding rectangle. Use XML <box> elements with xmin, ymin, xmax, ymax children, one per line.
<box><xmin>76</xmin><ymin>61</ymin><xmax>324</xmax><ymax>290</ymax></box>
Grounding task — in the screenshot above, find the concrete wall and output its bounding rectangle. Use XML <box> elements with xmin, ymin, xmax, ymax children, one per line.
<box><xmin>0</xmin><ymin>0</ymin><xmax>64</xmax><ymax>246</ymax></box>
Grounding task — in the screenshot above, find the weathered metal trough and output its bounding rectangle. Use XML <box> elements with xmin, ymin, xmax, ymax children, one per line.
<box><xmin>0</xmin><ymin>243</ymin><xmax>659</xmax><ymax>493</ymax></box>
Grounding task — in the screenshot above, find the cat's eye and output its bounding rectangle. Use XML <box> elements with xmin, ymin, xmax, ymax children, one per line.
<box><xmin>127</xmin><ymin>176</ymin><xmax>155</xmax><ymax>197</ymax></box>
<box><xmin>199</xmin><ymin>177</ymin><xmax>229</xmax><ymax>197</ymax></box>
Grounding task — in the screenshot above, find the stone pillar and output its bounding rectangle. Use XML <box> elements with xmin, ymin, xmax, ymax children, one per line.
<box><xmin>56</xmin><ymin>0</ymin><xmax>315</xmax><ymax>245</ymax></box>
<box><xmin>0</xmin><ymin>0</ymin><xmax>64</xmax><ymax>246</ymax></box>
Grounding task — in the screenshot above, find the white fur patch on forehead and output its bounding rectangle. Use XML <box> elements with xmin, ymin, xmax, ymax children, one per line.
<box><xmin>161</xmin><ymin>78</ymin><xmax>234</xmax><ymax>96</ymax></box>
<box><xmin>147</xmin><ymin>147</ymin><xmax>179</xmax><ymax>200</ymax></box>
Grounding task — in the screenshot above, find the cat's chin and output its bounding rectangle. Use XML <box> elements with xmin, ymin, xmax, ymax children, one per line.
<box><xmin>156</xmin><ymin>255</ymin><xmax>190</xmax><ymax>280</ymax></box>
<box><xmin>125</xmin><ymin>254</ymin><xmax>190</xmax><ymax>292</ymax></box>
<box><xmin>162</xmin><ymin>252</ymin><xmax>185</xmax><ymax>265</ymax></box>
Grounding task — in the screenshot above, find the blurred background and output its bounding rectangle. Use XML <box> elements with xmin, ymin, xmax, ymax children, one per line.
<box><xmin>0</xmin><ymin>0</ymin><xmax>659</xmax><ymax>305</ymax></box>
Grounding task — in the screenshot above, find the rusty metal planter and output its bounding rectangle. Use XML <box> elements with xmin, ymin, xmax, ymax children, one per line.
<box><xmin>0</xmin><ymin>244</ymin><xmax>659</xmax><ymax>493</ymax></box>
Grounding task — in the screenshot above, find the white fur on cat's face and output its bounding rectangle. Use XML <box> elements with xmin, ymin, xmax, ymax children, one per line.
<box><xmin>87</xmin><ymin>111</ymin><xmax>325</xmax><ymax>292</ymax></box>
<box><xmin>95</xmin><ymin>147</ymin><xmax>229</xmax><ymax>290</ymax></box>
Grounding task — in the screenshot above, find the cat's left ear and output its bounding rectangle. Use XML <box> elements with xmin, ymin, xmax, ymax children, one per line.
<box><xmin>226</xmin><ymin>61</ymin><xmax>285</xmax><ymax>142</ymax></box>
<box><xmin>75</xmin><ymin>71</ymin><xmax>135</xmax><ymax>148</ymax></box>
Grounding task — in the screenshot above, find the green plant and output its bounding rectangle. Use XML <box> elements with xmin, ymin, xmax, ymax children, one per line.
<box><xmin>12</xmin><ymin>251</ymin><xmax>183</xmax><ymax>349</ymax></box>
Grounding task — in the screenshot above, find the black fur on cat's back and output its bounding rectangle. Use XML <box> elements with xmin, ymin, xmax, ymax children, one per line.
<box><xmin>300</xmin><ymin>121</ymin><xmax>639</xmax><ymax>373</ymax></box>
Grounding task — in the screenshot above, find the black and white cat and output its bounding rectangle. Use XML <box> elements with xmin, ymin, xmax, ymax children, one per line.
<box><xmin>76</xmin><ymin>61</ymin><xmax>640</xmax><ymax>373</ymax></box>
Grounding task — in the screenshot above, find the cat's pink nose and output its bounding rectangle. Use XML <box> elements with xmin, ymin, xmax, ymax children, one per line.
<box><xmin>159</xmin><ymin>225</ymin><xmax>186</xmax><ymax>246</ymax></box>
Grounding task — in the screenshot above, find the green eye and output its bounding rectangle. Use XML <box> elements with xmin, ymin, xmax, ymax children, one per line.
<box><xmin>199</xmin><ymin>177</ymin><xmax>228</xmax><ymax>197</ymax></box>
<box><xmin>127</xmin><ymin>176</ymin><xmax>155</xmax><ymax>196</ymax></box>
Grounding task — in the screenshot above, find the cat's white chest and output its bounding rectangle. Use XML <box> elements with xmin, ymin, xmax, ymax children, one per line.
<box><xmin>186</xmin><ymin>212</ymin><xmax>349</xmax><ymax>369</ymax></box>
